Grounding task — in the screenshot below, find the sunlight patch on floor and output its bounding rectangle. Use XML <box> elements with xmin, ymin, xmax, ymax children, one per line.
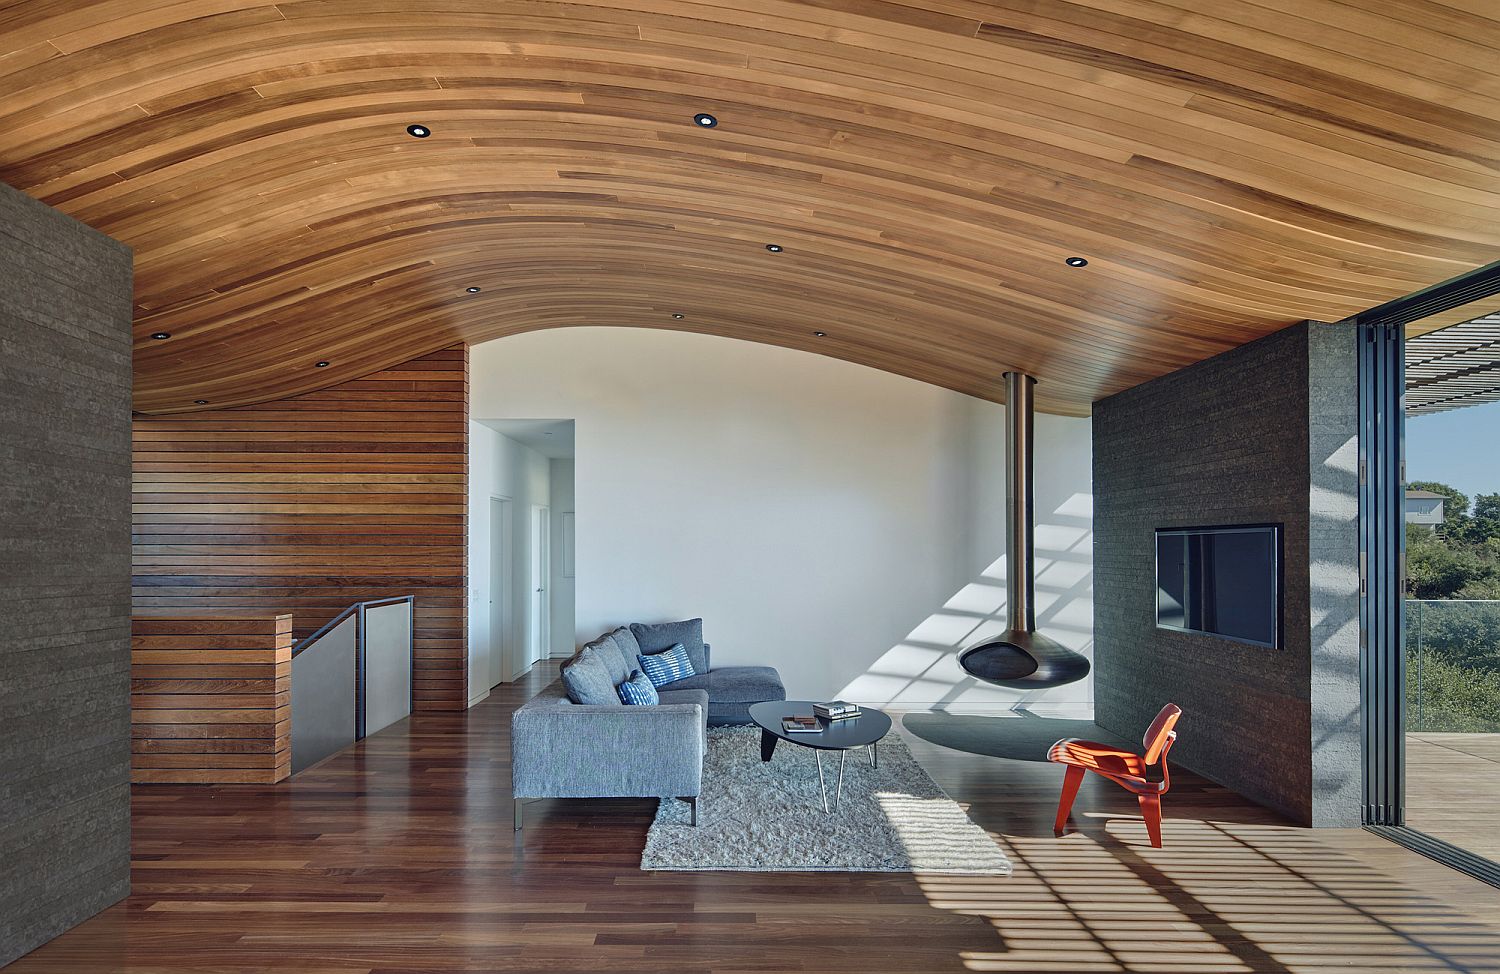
<box><xmin>911</xmin><ymin>811</ymin><xmax>1500</xmax><ymax>973</ymax></box>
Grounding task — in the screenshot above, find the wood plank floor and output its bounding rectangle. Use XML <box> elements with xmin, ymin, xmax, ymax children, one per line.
<box><xmin>1407</xmin><ymin>733</ymin><xmax>1500</xmax><ymax>866</ymax></box>
<box><xmin>10</xmin><ymin>663</ymin><xmax>1500</xmax><ymax>974</ymax></box>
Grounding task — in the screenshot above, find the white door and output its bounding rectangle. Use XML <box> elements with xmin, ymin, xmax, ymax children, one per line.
<box><xmin>489</xmin><ymin>496</ymin><xmax>512</xmax><ymax>688</ymax></box>
<box><xmin>528</xmin><ymin>505</ymin><xmax>551</xmax><ymax>671</ymax></box>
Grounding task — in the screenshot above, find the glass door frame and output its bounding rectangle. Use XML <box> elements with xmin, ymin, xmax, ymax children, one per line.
<box><xmin>1351</xmin><ymin>259</ymin><xmax>1500</xmax><ymax>889</ymax></box>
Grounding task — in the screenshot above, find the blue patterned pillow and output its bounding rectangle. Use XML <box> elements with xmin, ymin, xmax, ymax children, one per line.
<box><xmin>617</xmin><ymin>669</ymin><xmax>659</xmax><ymax>706</ymax></box>
<box><xmin>638</xmin><ymin>642</ymin><xmax>696</xmax><ymax>687</ymax></box>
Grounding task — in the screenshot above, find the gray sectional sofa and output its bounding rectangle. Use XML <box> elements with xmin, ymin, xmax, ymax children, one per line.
<box><xmin>511</xmin><ymin>620</ymin><xmax>784</xmax><ymax>828</ymax></box>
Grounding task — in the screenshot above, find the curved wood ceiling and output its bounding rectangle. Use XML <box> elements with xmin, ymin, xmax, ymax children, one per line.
<box><xmin>3</xmin><ymin>1</ymin><xmax>1500</xmax><ymax>416</ymax></box>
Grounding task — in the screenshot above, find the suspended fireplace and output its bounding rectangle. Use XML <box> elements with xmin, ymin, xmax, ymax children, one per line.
<box><xmin>957</xmin><ymin>372</ymin><xmax>1090</xmax><ymax>690</ymax></box>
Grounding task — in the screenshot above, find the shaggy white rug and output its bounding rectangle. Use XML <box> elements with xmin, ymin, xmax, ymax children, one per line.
<box><xmin>641</xmin><ymin>726</ymin><xmax>1012</xmax><ymax>874</ymax></box>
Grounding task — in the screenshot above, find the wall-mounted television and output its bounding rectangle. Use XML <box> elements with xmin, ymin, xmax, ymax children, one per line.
<box><xmin>1155</xmin><ymin>524</ymin><xmax>1282</xmax><ymax>648</ymax></box>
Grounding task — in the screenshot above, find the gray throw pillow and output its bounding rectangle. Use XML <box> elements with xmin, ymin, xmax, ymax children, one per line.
<box><xmin>630</xmin><ymin>618</ymin><xmax>707</xmax><ymax>674</ymax></box>
<box><xmin>611</xmin><ymin>626</ymin><xmax>642</xmax><ymax>661</ymax></box>
<box><xmin>588</xmin><ymin>633</ymin><xmax>631</xmax><ymax>685</ymax></box>
<box><xmin>560</xmin><ymin>646</ymin><xmax>617</xmax><ymax>705</ymax></box>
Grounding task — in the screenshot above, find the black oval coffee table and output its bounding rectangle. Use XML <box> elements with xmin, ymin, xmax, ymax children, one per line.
<box><xmin>748</xmin><ymin>700</ymin><xmax>892</xmax><ymax>813</ymax></box>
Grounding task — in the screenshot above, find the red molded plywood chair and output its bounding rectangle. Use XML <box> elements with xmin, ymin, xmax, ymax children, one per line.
<box><xmin>1047</xmin><ymin>704</ymin><xmax>1182</xmax><ymax>848</ymax></box>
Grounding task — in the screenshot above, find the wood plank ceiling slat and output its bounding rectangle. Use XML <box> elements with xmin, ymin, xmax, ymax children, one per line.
<box><xmin>2</xmin><ymin>0</ymin><xmax>1499</xmax><ymax>416</ymax></box>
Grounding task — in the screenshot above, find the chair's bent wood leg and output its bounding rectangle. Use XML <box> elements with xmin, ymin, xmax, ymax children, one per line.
<box><xmin>1139</xmin><ymin>793</ymin><xmax>1163</xmax><ymax>848</ymax></box>
<box><xmin>1054</xmin><ymin>765</ymin><xmax>1086</xmax><ymax>836</ymax></box>
<box><xmin>514</xmin><ymin>799</ymin><xmax>525</xmax><ymax>831</ymax></box>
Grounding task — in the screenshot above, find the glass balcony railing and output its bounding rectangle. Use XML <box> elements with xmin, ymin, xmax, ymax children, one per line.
<box><xmin>1405</xmin><ymin>599</ymin><xmax>1500</xmax><ymax>733</ymax></box>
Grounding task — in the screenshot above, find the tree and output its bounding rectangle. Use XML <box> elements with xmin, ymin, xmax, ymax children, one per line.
<box><xmin>1402</xmin><ymin>481</ymin><xmax>1500</xmax><ymax>734</ymax></box>
<box><xmin>1471</xmin><ymin>493</ymin><xmax>1500</xmax><ymax>544</ymax></box>
<box><xmin>1404</xmin><ymin>482</ymin><xmax>1500</xmax><ymax>598</ymax></box>
<box><xmin>1406</xmin><ymin>524</ymin><xmax>1487</xmax><ymax>598</ymax></box>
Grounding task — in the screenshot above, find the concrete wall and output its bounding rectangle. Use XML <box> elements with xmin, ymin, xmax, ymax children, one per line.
<box><xmin>470</xmin><ymin>328</ymin><xmax>1094</xmax><ymax>708</ymax></box>
<box><xmin>1093</xmin><ymin>320</ymin><xmax>1360</xmax><ymax>827</ymax></box>
<box><xmin>0</xmin><ymin>183</ymin><xmax>133</xmax><ymax>964</ymax></box>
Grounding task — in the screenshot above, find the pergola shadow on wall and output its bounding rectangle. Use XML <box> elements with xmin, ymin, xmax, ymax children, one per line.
<box><xmin>837</xmin><ymin>491</ymin><xmax>1094</xmax><ymax>716</ymax></box>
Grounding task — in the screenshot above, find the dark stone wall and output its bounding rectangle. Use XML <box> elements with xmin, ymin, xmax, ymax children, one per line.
<box><xmin>0</xmin><ymin>182</ymin><xmax>134</xmax><ymax>964</ymax></box>
<box><xmin>1093</xmin><ymin>321</ymin><xmax>1360</xmax><ymax>827</ymax></box>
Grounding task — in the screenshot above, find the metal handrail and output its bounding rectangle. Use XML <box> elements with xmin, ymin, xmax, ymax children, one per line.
<box><xmin>292</xmin><ymin>604</ymin><xmax>358</xmax><ymax>658</ymax></box>
<box><xmin>291</xmin><ymin>595</ymin><xmax>415</xmax><ymax>657</ymax></box>
<box><xmin>289</xmin><ymin>595</ymin><xmax>416</xmax><ymax>774</ymax></box>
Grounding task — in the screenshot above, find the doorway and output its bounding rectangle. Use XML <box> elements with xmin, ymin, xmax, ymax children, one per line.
<box><xmin>489</xmin><ymin>495</ymin><xmax>512</xmax><ymax>690</ymax></box>
<box><xmin>470</xmin><ymin>419</ymin><xmax>575</xmax><ymax>680</ymax></box>
<box><xmin>529</xmin><ymin>504</ymin><xmax>551</xmax><ymax>669</ymax></box>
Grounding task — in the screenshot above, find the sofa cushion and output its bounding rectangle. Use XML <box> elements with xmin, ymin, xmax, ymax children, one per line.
<box><xmin>588</xmin><ymin>633</ymin><xmax>632</xmax><ymax>685</ymax></box>
<box><xmin>656</xmin><ymin>672</ymin><xmax>710</xmax><ymax>693</ymax></box>
<box><xmin>703</xmin><ymin>665</ymin><xmax>785</xmax><ymax>703</ymax></box>
<box><xmin>639</xmin><ymin>642</ymin><xmax>697</xmax><ymax>687</ymax></box>
<box><xmin>560</xmin><ymin>646</ymin><xmax>617</xmax><ymax>705</ymax></box>
<box><xmin>617</xmin><ymin>669</ymin><xmax>659</xmax><ymax>706</ymax></box>
<box><xmin>657</xmin><ymin>687</ymin><xmax>711</xmax><ymax>738</ymax></box>
<box><xmin>611</xmin><ymin>626</ymin><xmax>642</xmax><ymax>660</ymax></box>
<box><xmin>656</xmin><ymin>665</ymin><xmax>786</xmax><ymax>726</ymax></box>
<box><xmin>630</xmin><ymin>618</ymin><xmax>707</xmax><ymax>675</ymax></box>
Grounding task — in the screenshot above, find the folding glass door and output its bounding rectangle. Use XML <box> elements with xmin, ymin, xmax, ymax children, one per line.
<box><xmin>1356</xmin><ymin>264</ymin><xmax>1500</xmax><ymax>889</ymax></box>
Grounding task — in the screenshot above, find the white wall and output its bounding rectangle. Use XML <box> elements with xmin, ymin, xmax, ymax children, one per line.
<box><xmin>549</xmin><ymin>459</ymin><xmax>577</xmax><ymax>658</ymax></box>
<box><xmin>467</xmin><ymin>423</ymin><xmax>552</xmax><ymax>703</ymax></box>
<box><xmin>469</xmin><ymin>328</ymin><xmax>1093</xmax><ymax>710</ymax></box>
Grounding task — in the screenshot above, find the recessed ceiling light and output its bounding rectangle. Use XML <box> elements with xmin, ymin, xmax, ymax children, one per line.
<box><xmin>194</xmin><ymin>399</ymin><xmax>208</xmax><ymax>405</ymax></box>
<box><xmin>813</xmin><ymin>331</ymin><xmax>826</xmax><ymax>337</ymax></box>
<box><xmin>315</xmin><ymin>361</ymin><xmax>329</xmax><ymax>368</ymax></box>
<box><xmin>1065</xmin><ymin>256</ymin><xmax>1089</xmax><ymax>267</ymax></box>
<box><xmin>150</xmin><ymin>332</ymin><xmax>170</xmax><ymax>340</ymax></box>
<box><xmin>765</xmin><ymin>244</ymin><xmax>783</xmax><ymax>253</ymax></box>
<box><xmin>672</xmin><ymin>313</ymin><xmax>685</xmax><ymax>319</ymax></box>
<box><xmin>466</xmin><ymin>286</ymin><xmax>482</xmax><ymax>293</ymax></box>
<box><xmin>406</xmin><ymin>124</ymin><xmax>431</xmax><ymax>138</ymax></box>
<box><xmin>693</xmin><ymin>113</ymin><xmax>718</xmax><ymax>128</ymax></box>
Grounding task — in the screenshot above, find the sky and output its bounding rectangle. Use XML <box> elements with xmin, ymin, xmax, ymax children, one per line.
<box><xmin>1407</xmin><ymin>398</ymin><xmax>1500</xmax><ymax>507</ymax></box>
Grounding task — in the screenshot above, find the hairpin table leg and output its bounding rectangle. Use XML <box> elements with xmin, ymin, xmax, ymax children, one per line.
<box><xmin>836</xmin><ymin>750</ymin><xmax>846</xmax><ymax>809</ymax></box>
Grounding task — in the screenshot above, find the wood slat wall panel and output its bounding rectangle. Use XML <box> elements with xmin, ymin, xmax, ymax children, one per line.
<box><xmin>130</xmin><ymin>346</ymin><xmax>468</xmax><ymax>710</ymax></box>
<box><xmin>131</xmin><ymin>612</ymin><xmax>293</xmax><ymax>784</ymax></box>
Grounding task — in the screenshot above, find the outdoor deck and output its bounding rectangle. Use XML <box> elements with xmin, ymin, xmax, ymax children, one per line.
<box><xmin>1407</xmin><ymin>732</ymin><xmax>1500</xmax><ymax>864</ymax></box>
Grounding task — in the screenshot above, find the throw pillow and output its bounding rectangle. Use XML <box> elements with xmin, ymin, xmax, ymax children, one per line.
<box><xmin>560</xmin><ymin>646</ymin><xmax>616</xmax><ymax>705</ymax></box>
<box><xmin>617</xmin><ymin>669</ymin><xmax>659</xmax><ymax>706</ymax></box>
<box><xmin>611</xmin><ymin>625</ymin><xmax>642</xmax><ymax>660</ymax></box>
<box><xmin>638</xmin><ymin>642</ymin><xmax>696</xmax><ymax>687</ymax></box>
<box><xmin>630</xmin><ymin>618</ymin><xmax>707</xmax><ymax>675</ymax></box>
<box><xmin>588</xmin><ymin>632</ymin><xmax>631</xmax><ymax>685</ymax></box>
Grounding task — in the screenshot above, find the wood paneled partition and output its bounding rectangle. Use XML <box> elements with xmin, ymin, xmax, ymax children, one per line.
<box><xmin>132</xmin><ymin>347</ymin><xmax>468</xmax><ymax>710</ymax></box>
<box><xmin>131</xmin><ymin>612</ymin><xmax>293</xmax><ymax>784</ymax></box>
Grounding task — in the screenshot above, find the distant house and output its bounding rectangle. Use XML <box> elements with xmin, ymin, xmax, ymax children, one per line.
<box><xmin>1406</xmin><ymin>489</ymin><xmax>1447</xmax><ymax>527</ymax></box>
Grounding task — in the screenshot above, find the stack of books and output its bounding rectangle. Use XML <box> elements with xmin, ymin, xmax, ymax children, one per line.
<box><xmin>781</xmin><ymin>715</ymin><xmax>821</xmax><ymax>734</ymax></box>
<box><xmin>813</xmin><ymin>700</ymin><xmax>862</xmax><ymax>721</ymax></box>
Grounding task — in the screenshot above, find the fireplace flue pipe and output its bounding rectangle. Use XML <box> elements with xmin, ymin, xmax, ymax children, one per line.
<box><xmin>1004</xmin><ymin>370</ymin><xmax>1037</xmax><ymax>637</ymax></box>
<box><xmin>956</xmin><ymin>371</ymin><xmax>1090</xmax><ymax>690</ymax></box>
